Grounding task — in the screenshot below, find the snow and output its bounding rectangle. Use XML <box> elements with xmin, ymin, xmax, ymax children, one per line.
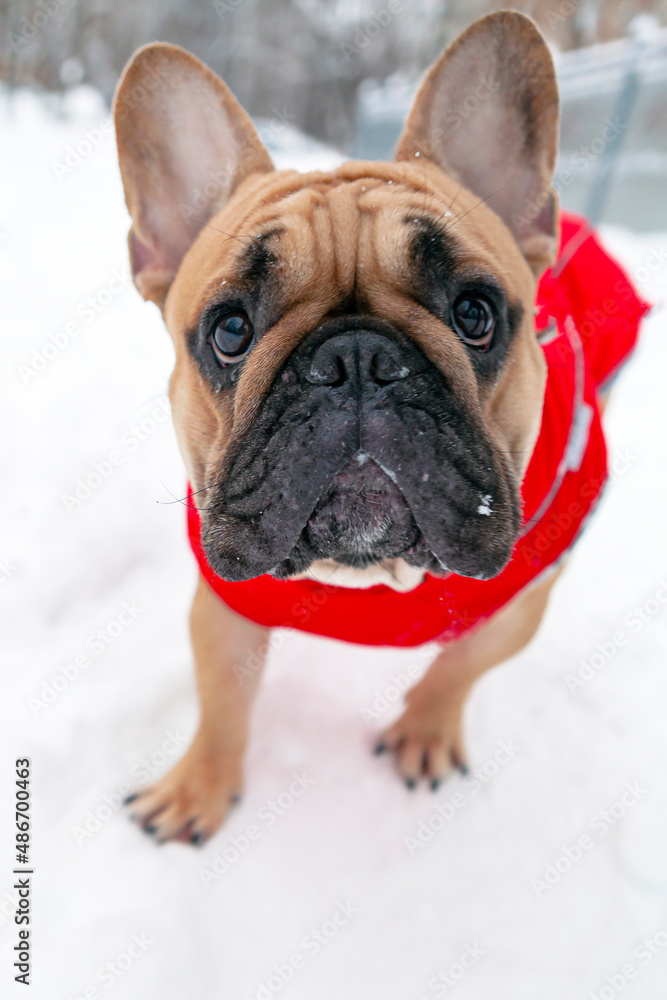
<box><xmin>477</xmin><ymin>495</ymin><xmax>492</xmax><ymax>517</ymax></box>
<box><xmin>1</xmin><ymin>87</ymin><xmax>667</xmax><ymax>1000</ymax></box>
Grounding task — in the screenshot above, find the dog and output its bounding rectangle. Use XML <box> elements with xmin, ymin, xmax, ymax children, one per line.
<box><xmin>113</xmin><ymin>11</ymin><xmax>646</xmax><ymax>844</ymax></box>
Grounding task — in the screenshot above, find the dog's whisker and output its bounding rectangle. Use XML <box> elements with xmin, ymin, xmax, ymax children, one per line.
<box><xmin>156</xmin><ymin>479</ymin><xmax>221</xmax><ymax>508</ymax></box>
<box><xmin>438</xmin><ymin>182</ymin><xmax>462</xmax><ymax>224</ymax></box>
<box><xmin>201</xmin><ymin>221</ymin><xmax>254</xmax><ymax>243</ymax></box>
<box><xmin>448</xmin><ymin>184</ymin><xmax>509</xmax><ymax>228</ymax></box>
<box><xmin>201</xmin><ymin>222</ymin><xmax>263</xmax><ymax>251</ymax></box>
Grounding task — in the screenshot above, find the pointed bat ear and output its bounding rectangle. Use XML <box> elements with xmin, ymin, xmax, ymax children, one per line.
<box><xmin>113</xmin><ymin>43</ymin><xmax>273</xmax><ymax>306</ymax></box>
<box><xmin>396</xmin><ymin>11</ymin><xmax>560</xmax><ymax>277</ymax></box>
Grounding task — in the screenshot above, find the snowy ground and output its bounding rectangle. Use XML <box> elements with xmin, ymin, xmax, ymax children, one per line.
<box><xmin>1</xmin><ymin>87</ymin><xmax>667</xmax><ymax>1000</ymax></box>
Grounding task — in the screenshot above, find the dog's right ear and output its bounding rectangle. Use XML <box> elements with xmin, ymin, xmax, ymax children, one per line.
<box><xmin>113</xmin><ymin>43</ymin><xmax>273</xmax><ymax>306</ymax></box>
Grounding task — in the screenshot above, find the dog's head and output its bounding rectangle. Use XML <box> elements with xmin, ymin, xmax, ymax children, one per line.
<box><xmin>114</xmin><ymin>11</ymin><xmax>559</xmax><ymax>588</ymax></box>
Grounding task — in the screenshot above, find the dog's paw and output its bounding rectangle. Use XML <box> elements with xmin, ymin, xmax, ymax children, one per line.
<box><xmin>124</xmin><ymin>742</ymin><xmax>243</xmax><ymax>845</ymax></box>
<box><xmin>374</xmin><ymin>700</ymin><xmax>468</xmax><ymax>790</ymax></box>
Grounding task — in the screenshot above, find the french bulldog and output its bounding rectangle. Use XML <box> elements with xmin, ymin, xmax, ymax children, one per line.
<box><xmin>114</xmin><ymin>11</ymin><xmax>573</xmax><ymax>844</ymax></box>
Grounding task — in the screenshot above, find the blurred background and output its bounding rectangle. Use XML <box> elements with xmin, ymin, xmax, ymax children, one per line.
<box><xmin>2</xmin><ymin>0</ymin><xmax>667</xmax><ymax>226</ymax></box>
<box><xmin>2</xmin><ymin>3</ymin><xmax>667</xmax><ymax>999</ymax></box>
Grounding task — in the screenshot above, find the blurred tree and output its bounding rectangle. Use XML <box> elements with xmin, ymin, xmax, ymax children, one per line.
<box><xmin>0</xmin><ymin>0</ymin><xmax>664</xmax><ymax>147</ymax></box>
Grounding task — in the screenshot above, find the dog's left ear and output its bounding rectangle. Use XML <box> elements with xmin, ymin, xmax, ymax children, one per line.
<box><xmin>114</xmin><ymin>43</ymin><xmax>273</xmax><ymax>306</ymax></box>
<box><xmin>396</xmin><ymin>11</ymin><xmax>559</xmax><ymax>277</ymax></box>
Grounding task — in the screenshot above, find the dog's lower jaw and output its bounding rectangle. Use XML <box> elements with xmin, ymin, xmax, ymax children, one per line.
<box><xmin>287</xmin><ymin>558</ymin><xmax>427</xmax><ymax>592</ymax></box>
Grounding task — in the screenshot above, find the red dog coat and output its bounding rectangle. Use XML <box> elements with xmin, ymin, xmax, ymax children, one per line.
<box><xmin>187</xmin><ymin>212</ymin><xmax>648</xmax><ymax>647</ymax></box>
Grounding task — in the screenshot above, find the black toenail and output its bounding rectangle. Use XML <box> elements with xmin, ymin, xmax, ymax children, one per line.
<box><xmin>373</xmin><ymin>743</ymin><xmax>386</xmax><ymax>755</ymax></box>
<box><xmin>191</xmin><ymin>831</ymin><xmax>204</xmax><ymax>846</ymax></box>
<box><xmin>230</xmin><ymin>793</ymin><xmax>242</xmax><ymax>806</ymax></box>
<box><xmin>404</xmin><ymin>777</ymin><xmax>416</xmax><ymax>790</ymax></box>
<box><xmin>430</xmin><ymin>778</ymin><xmax>441</xmax><ymax>792</ymax></box>
<box><xmin>458</xmin><ymin>764</ymin><xmax>470</xmax><ymax>777</ymax></box>
<box><xmin>144</xmin><ymin>824</ymin><xmax>158</xmax><ymax>835</ymax></box>
<box><xmin>123</xmin><ymin>793</ymin><xmax>138</xmax><ymax>805</ymax></box>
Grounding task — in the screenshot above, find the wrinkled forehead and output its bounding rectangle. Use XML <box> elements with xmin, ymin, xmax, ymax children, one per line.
<box><xmin>166</xmin><ymin>160</ymin><xmax>534</xmax><ymax>334</ymax></box>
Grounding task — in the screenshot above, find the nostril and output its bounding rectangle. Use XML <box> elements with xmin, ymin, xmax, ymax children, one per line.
<box><xmin>370</xmin><ymin>352</ymin><xmax>410</xmax><ymax>385</ymax></box>
<box><xmin>306</xmin><ymin>331</ymin><xmax>410</xmax><ymax>388</ymax></box>
<box><xmin>327</xmin><ymin>356</ymin><xmax>347</xmax><ymax>388</ymax></box>
<box><xmin>307</xmin><ymin>354</ymin><xmax>347</xmax><ymax>387</ymax></box>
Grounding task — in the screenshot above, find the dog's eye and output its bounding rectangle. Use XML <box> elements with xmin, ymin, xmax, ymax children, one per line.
<box><xmin>451</xmin><ymin>295</ymin><xmax>495</xmax><ymax>350</ymax></box>
<box><xmin>210</xmin><ymin>312</ymin><xmax>254</xmax><ymax>364</ymax></box>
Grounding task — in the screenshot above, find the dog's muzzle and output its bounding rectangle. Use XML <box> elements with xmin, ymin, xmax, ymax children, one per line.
<box><xmin>202</xmin><ymin>316</ymin><xmax>520</xmax><ymax>582</ymax></box>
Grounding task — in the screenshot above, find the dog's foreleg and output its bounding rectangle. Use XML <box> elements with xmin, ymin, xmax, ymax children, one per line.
<box><xmin>126</xmin><ymin>572</ymin><xmax>270</xmax><ymax>844</ymax></box>
<box><xmin>376</xmin><ymin>567</ymin><xmax>563</xmax><ymax>788</ymax></box>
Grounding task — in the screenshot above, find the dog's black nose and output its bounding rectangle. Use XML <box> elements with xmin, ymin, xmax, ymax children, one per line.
<box><xmin>307</xmin><ymin>332</ymin><xmax>410</xmax><ymax>387</ymax></box>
